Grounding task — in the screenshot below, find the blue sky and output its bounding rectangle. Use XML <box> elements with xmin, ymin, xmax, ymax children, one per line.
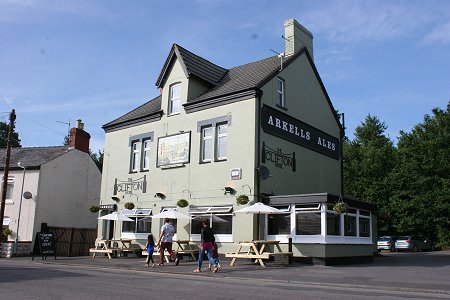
<box><xmin>1</xmin><ymin>0</ymin><xmax>449</xmax><ymax>152</ymax></box>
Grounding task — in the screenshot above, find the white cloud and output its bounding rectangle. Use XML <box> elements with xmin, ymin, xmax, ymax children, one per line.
<box><xmin>423</xmin><ymin>22</ymin><xmax>450</xmax><ymax>45</ymax></box>
<box><xmin>304</xmin><ymin>1</ymin><xmax>429</xmax><ymax>44</ymax></box>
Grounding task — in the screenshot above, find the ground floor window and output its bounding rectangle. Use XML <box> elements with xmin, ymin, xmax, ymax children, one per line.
<box><xmin>344</xmin><ymin>209</ymin><xmax>357</xmax><ymax>237</ymax></box>
<box><xmin>266</xmin><ymin>202</ymin><xmax>372</xmax><ymax>243</ymax></box>
<box><xmin>190</xmin><ymin>205</ymin><xmax>233</xmax><ymax>236</ymax></box>
<box><xmin>268</xmin><ymin>205</ymin><xmax>290</xmax><ymax>235</ymax></box>
<box><xmin>326</xmin><ymin>208</ymin><xmax>341</xmax><ymax>235</ymax></box>
<box><xmin>121</xmin><ymin>209</ymin><xmax>152</xmax><ymax>235</ymax></box>
<box><xmin>359</xmin><ymin>210</ymin><xmax>371</xmax><ymax>237</ymax></box>
<box><xmin>295</xmin><ymin>204</ymin><xmax>321</xmax><ymax>235</ymax></box>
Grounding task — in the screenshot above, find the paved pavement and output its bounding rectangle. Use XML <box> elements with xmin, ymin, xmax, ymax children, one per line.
<box><xmin>6</xmin><ymin>250</ymin><xmax>450</xmax><ymax>296</ymax></box>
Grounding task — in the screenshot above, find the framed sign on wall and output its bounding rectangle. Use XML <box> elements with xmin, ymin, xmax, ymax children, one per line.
<box><xmin>157</xmin><ymin>132</ymin><xmax>191</xmax><ymax>167</ymax></box>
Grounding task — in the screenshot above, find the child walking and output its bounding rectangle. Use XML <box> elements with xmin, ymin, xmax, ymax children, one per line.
<box><xmin>207</xmin><ymin>242</ymin><xmax>222</xmax><ymax>271</ymax></box>
<box><xmin>145</xmin><ymin>233</ymin><xmax>155</xmax><ymax>267</ymax></box>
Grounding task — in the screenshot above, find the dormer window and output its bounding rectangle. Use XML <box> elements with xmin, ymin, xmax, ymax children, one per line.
<box><xmin>168</xmin><ymin>83</ymin><xmax>181</xmax><ymax>115</ymax></box>
<box><xmin>276</xmin><ymin>77</ymin><xmax>285</xmax><ymax>108</ymax></box>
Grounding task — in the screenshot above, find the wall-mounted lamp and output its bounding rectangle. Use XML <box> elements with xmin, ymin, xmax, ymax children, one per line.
<box><xmin>111</xmin><ymin>196</ymin><xmax>121</xmax><ymax>202</ymax></box>
<box><xmin>155</xmin><ymin>192</ymin><xmax>166</xmax><ymax>199</ymax></box>
<box><xmin>224</xmin><ymin>186</ymin><xmax>235</xmax><ymax>194</ymax></box>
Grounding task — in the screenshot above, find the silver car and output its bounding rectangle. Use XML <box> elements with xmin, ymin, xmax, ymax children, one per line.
<box><xmin>395</xmin><ymin>235</ymin><xmax>433</xmax><ymax>252</ymax></box>
<box><xmin>377</xmin><ymin>236</ymin><xmax>397</xmax><ymax>252</ymax></box>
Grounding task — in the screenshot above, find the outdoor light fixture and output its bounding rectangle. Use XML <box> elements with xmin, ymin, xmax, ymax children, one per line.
<box><xmin>111</xmin><ymin>196</ymin><xmax>120</xmax><ymax>202</ymax></box>
<box><xmin>155</xmin><ymin>192</ymin><xmax>165</xmax><ymax>199</ymax></box>
<box><xmin>224</xmin><ymin>186</ymin><xmax>235</xmax><ymax>194</ymax></box>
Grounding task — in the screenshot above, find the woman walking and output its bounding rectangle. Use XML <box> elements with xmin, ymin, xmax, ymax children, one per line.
<box><xmin>194</xmin><ymin>219</ymin><xmax>219</xmax><ymax>273</ymax></box>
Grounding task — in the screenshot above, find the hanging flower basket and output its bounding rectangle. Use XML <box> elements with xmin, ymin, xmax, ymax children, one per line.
<box><xmin>124</xmin><ymin>202</ymin><xmax>135</xmax><ymax>210</ymax></box>
<box><xmin>2</xmin><ymin>228</ymin><xmax>12</xmax><ymax>237</ymax></box>
<box><xmin>177</xmin><ymin>199</ymin><xmax>189</xmax><ymax>208</ymax></box>
<box><xmin>236</xmin><ymin>195</ymin><xmax>250</xmax><ymax>205</ymax></box>
<box><xmin>89</xmin><ymin>205</ymin><xmax>100</xmax><ymax>213</ymax></box>
<box><xmin>333</xmin><ymin>201</ymin><xmax>349</xmax><ymax>214</ymax></box>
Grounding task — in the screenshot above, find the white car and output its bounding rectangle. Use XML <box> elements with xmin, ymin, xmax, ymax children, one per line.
<box><xmin>377</xmin><ymin>236</ymin><xmax>397</xmax><ymax>252</ymax></box>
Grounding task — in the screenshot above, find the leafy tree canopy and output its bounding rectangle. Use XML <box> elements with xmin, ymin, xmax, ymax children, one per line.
<box><xmin>388</xmin><ymin>102</ymin><xmax>450</xmax><ymax>246</ymax></box>
<box><xmin>0</xmin><ymin>121</ymin><xmax>21</xmax><ymax>148</ymax></box>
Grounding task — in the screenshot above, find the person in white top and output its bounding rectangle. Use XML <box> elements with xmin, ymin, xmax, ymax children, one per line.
<box><xmin>156</xmin><ymin>218</ymin><xmax>179</xmax><ymax>266</ymax></box>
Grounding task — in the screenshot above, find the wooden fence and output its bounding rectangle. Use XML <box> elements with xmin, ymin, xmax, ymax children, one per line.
<box><xmin>47</xmin><ymin>226</ymin><xmax>97</xmax><ymax>257</ymax></box>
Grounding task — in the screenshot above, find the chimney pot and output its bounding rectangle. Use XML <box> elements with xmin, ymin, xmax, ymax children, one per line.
<box><xmin>284</xmin><ymin>18</ymin><xmax>313</xmax><ymax>59</ymax></box>
<box><xmin>69</xmin><ymin>120</ymin><xmax>90</xmax><ymax>153</ymax></box>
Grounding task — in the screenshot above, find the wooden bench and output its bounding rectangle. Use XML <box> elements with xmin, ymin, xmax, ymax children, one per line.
<box><xmin>89</xmin><ymin>248</ymin><xmax>113</xmax><ymax>254</ymax></box>
<box><xmin>264</xmin><ymin>252</ymin><xmax>293</xmax><ymax>257</ymax></box>
<box><xmin>225</xmin><ymin>252</ymin><xmax>270</xmax><ymax>259</ymax></box>
<box><xmin>90</xmin><ymin>248</ymin><xmax>115</xmax><ymax>259</ymax></box>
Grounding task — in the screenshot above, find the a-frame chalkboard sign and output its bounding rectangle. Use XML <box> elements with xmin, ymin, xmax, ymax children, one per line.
<box><xmin>32</xmin><ymin>232</ymin><xmax>57</xmax><ymax>260</ymax></box>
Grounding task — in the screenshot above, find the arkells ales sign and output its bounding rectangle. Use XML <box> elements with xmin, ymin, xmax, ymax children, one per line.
<box><xmin>261</xmin><ymin>105</ymin><xmax>340</xmax><ymax>159</ymax></box>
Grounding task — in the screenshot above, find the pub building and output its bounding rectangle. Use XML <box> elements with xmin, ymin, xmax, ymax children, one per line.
<box><xmin>96</xmin><ymin>19</ymin><xmax>377</xmax><ymax>265</ymax></box>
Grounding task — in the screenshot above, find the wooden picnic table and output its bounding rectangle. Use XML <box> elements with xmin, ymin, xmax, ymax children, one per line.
<box><xmin>225</xmin><ymin>240</ymin><xmax>292</xmax><ymax>267</ymax></box>
<box><xmin>90</xmin><ymin>239</ymin><xmax>138</xmax><ymax>259</ymax></box>
<box><xmin>142</xmin><ymin>240</ymin><xmax>197</xmax><ymax>262</ymax></box>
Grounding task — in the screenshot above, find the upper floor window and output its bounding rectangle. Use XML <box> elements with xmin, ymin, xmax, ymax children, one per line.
<box><xmin>142</xmin><ymin>139</ymin><xmax>151</xmax><ymax>171</ymax></box>
<box><xmin>197</xmin><ymin>115</ymin><xmax>231</xmax><ymax>164</ymax></box>
<box><xmin>216</xmin><ymin>123</ymin><xmax>228</xmax><ymax>160</ymax></box>
<box><xmin>168</xmin><ymin>83</ymin><xmax>181</xmax><ymax>115</ymax></box>
<box><xmin>129</xmin><ymin>132</ymin><xmax>154</xmax><ymax>173</ymax></box>
<box><xmin>131</xmin><ymin>141</ymin><xmax>140</xmax><ymax>172</ymax></box>
<box><xmin>276</xmin><ymin>77</ymin><xmax>285</xmax><ymax>107</ymax></box>
<box><xmin>201</xmin><ymin>126</ymin><xmax>212</xmax><ymax>163</ymax></box>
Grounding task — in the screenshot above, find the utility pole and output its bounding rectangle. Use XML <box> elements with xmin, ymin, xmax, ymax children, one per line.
<box><xmin>0</xmin><ymin>109</ymin><xmax>16</xmax><ymax>246</ymax></box>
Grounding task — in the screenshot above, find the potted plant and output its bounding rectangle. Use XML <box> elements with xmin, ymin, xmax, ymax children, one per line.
<box><xmin>236</xmin><ymin>194</ymin><xmax>250</xmax><ymax>205</ymax></box>
<box><xmin>124</xmin><ymin>202</ymin><xmax>135</xmax><ymax>210</ymax></box>
<box><xmin>2</xmin><ymin>228</ymin><xmax>12</xmax><ymax>237</ymax></box>
<box><xmin>333</xmin><ymin>201</ymin><xmax>349</xmax><ymax>214</ymax></box>
<box><xmin>89</xmin><ymin>205</ymin><xmax>100</xmax><ymax>213</ymax></box>
<box><xmin>177</xmin><ymin>199</ymin><xmax>189</xmax><ymax>208</ymax></box>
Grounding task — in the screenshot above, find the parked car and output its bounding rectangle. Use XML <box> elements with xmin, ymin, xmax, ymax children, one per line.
<box><xmin>395</xmin><ymin>235</ymin><xmax>433</xmax><ymax>252</ymax></box>
<box><xmin>377</xmin><ymin>236</ymin><xmax>398</xmax><ymax>252</ymax></box>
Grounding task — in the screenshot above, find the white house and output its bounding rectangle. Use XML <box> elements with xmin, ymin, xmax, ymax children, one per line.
<box><xmin>1</xmin><ymin>120</ymin><xmax>101</xmax><ymax>257</ymax></box>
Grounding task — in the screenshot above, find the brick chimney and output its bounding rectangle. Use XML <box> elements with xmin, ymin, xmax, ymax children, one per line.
<box><xmin>68</xmin><ymin>119</ymin><xmax>90</xmax><ymax>153</ymax></box>
<box><xmin>284</xmin><ymin>19</ymin><xmax>313</xmax><ymax>59</ymax></box>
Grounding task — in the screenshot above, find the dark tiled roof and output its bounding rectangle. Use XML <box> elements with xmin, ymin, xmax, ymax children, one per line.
<box><xmin>156</xmin><ymin>44</ymin><xmax>228</xmax><ymax>87</ymax></box>
<box><xmin>0</xmin><ymin>146</ymin><xmax>69</xmax><ymax>170</ymax></box>
<box><xmin>192</xmin><ymin>55</ymin><xmax>285</xmax><ymax>102</ymax></box>
<box><xmin>105</xmin><ymin>46</ymin><xmax>303</xmax><ymax>129</ymax></box>
<box><xmin>102</xmin><ymin>95</ymin><xmax>162</xmax><ymax>129</ymax></box>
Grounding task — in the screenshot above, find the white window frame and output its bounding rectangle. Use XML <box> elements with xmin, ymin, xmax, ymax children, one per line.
<box><xmin>216</xmin><ymin>123</ymin><xmax>228</xmax><ymax>160</ymax></box>
<box><xmin>201</xmin><ymin>126</ymin><xmax>212</xmax><ymax>162</ymax></box>
<box><xmin>131</xmin><ymin>141</ymin><xmax>140</xmax><ymax>172</ymax></box>
<box><xmin>189</xmin><ymin>205</ymin><xmax>233</xmax><ymax>242</ymax></box>
<box><xmin>168</xmin><ymin>83</ymin><xmax>181</xmax><ymax>115</ymax></box>
<box><xmin>276</xmin><ymin>77</ymin><xmax>285</xmax><ymax>107</ymax></box>
<box><xmin>142</xmin><ymin>139</ymin><xmax>151</xmax><ymax>170</ymax></box>
<box><xmin>121</xmin><ymin>209</ymin><xmax>152</xmax><ymax>239</ymax></box>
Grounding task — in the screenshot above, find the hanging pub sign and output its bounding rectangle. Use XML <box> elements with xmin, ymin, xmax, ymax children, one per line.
<box><xmin>261</xmin><ymin>105</ymin><xmax>340</xmax><ymax>159</ymax></box>
<box><xmin>114</xmin><ymin>176</ymin><xmax>147</xmax><ymax>195</ymax></box>
<box><xmin>262</xmin><ymin>142</ymin><xmax>296</xmax><ymax>171</ymax></box>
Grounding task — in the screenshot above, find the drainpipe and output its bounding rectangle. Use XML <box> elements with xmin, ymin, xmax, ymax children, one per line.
<box><xmin>340</xmin><ymin>113</ymin><xmax>345</xmax><ymax>196</ymax></box>
<box><xmin>255</xmin><ymin>90</ymin><xmax>263</xmax><ymax>240</ymax></box>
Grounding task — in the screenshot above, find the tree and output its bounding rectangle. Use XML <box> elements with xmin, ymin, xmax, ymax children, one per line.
<box><xmin>388</xmin><ymin>102</ymin><xmax>450</xmax><ymax>247</ymax></box>
<box><xmin>343</xmin><ymin>114</ymin><xmax>396</xmax><ymax>234</ymax></box>
<box><xmin>0</xmin><ymin>121</ymin><xmax>21</xmax><ymax>148</ymax></box>
<box><xmin>90</xmin><ymin>150</ymin><xmax>104</xmax><ymax>172</ymax></box>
